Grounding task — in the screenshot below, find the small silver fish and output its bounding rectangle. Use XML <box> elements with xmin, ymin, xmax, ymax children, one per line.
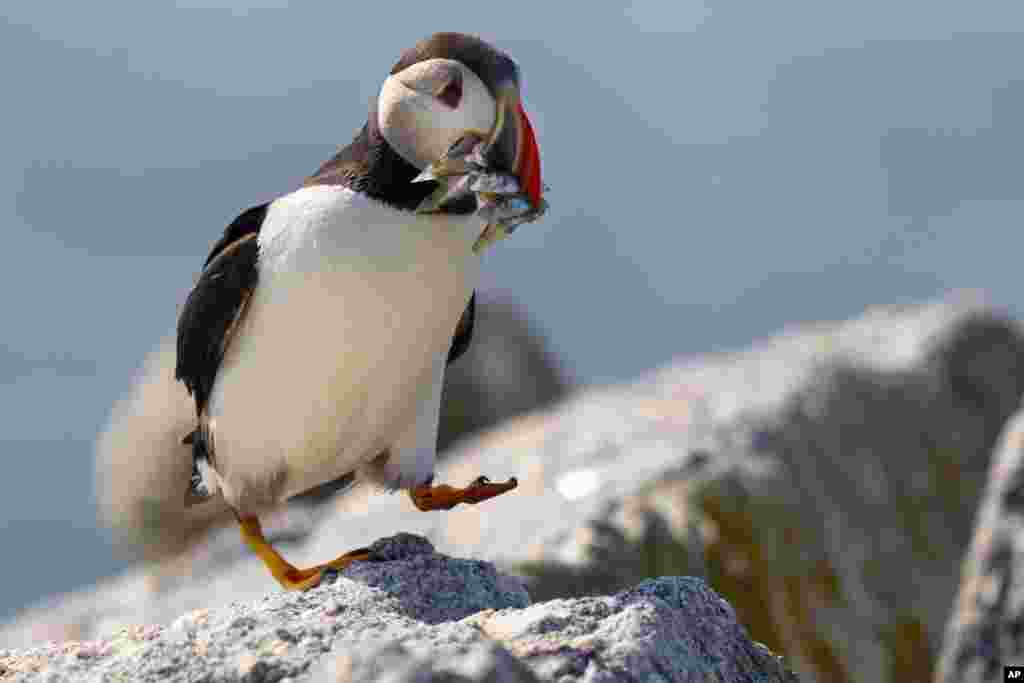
<box><xmin>414</xmin><ymin>134</ymin><xmax>548</xmax><ymax>252</ymax></box>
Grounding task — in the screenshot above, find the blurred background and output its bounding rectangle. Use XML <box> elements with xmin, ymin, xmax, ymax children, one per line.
<box><xmin>2</xmin><ymin>0</ymin><xmax>1024</xmax><ymax>620</ymax></box>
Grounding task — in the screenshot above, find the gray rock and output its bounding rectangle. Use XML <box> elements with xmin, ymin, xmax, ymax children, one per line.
<box><xmin>8</xmin><ymin>296</ymin><xmax>1020</xmax><ymax>683</ymax></box>
<box><xmin>296</xmin><ymin>296</ymin><xmax>1021</xmax><ymax>683</ymax></box>
<box><xmin>935</xmin><ymin>408</ymin><xmax>1024</xmax><ymax>682</ymax></box>
<box><xmin>0</xmin><ymin>536</ymin><xmax>794</xmax><ymax>682</ymax></box>
<box><xmin>341</xmin><ymin>534</ymin><xmax>531</xmax><ymax>625</ymax></box>
<box><xmin>320</xmin><ymin>641</ymin><xmax>542</xmax><ymax>683</ymax></box>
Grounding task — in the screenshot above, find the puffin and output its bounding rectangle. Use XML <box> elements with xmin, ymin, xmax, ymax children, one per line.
<box><xmin>175</xmin><ymin>32</ymin><xmax>545</xmax><ymax>590</ymax></box>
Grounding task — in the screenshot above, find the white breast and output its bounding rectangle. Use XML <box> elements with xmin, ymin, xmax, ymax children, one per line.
<box><xmin>205</xmin><ymin>185</ymin><xmax>482</xmax><ymax>511</ymax></box>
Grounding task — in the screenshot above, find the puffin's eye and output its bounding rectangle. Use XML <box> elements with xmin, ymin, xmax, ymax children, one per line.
<box><xmin>436</xmin><ymin>75</ymin><xmax>462</xmax><ymax>109</ymax></box>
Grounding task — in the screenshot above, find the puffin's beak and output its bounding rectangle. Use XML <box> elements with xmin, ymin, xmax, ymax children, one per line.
<box><xmin>485</xmin><ymin>83</ymin><xmax>544</xmax><ymax>209</ymax></box>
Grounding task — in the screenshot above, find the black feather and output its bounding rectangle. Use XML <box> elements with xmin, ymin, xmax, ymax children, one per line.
<box><xmin>448</xmin><ymin>292</ymin><xmax>476</xmax><ymax>364</ymax></box>
<box><xmin>176</xmin><ymin>234</ymin><xmax>259</xmax><ymax>417</ymax></box>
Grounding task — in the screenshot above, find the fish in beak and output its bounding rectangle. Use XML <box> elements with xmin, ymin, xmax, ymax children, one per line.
<box><xmin>415</xmin><ymin>81</ymin><xmax>547</xmax><ymax>251</ymax></box>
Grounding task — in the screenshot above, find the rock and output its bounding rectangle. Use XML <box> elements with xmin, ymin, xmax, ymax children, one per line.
<box><xmin>93</xmin><ymin>337</ymin><xmax>232</xmax><ymax>562</ymax></box>
<box><xmin>321</xmin><ymin>641</ymin><xmax>543</xmax><ymax>683</ymax></box>
<box><xmin>936</xmin><ymin>408</ymin><xmax>1024</xmax><ymax>681</ymax></box>
<box><xmin>0</xmin><ymin>536</ymin><xmax>795</xmax><ymax>682</ymax></box>
<box><xmin>93</xmin><ymin>294</ymin><xmax>570</xmax><ymax>565</ymax></box>
<box><xmin>299</xmin><ymin>296</ymin><xmax>1024</xmax><ymax>683</ymax></box>
<box><xmin>9</xmin><ymin>296</ymin><xmax>1021</xmax><ymax>683</ymax></box>
<box><xmin>437</xmin><ymin>296</ymin><xmax>570</xmax><ymax>453</ymax></box>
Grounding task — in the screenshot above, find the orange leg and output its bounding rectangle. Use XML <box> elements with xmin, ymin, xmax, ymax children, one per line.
<box><xmin>236</xmin><ymin>515</ymin><xmax>371</xmax><ymax>591</ymax></box>
<box><xmin>408</xmin><ymin>475</ymin><xmax>518</xmax><ymax>512</ymax></box>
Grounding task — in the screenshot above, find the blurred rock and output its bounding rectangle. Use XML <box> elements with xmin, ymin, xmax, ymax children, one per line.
<box><xmin>438</xmin><ymin>296</ymin><xmax>569</xmax><ymax>452</ymax></box>
<box><xmin>13</xmin><ymin>296</ymin><xmax>1022</xmax><ymax>683</ymax></box>
<box><xmin>936</xmin><ymin>408</ymin><xmax>1024</xmax><ymax>681</ymax></box>
<box><xmin>0</xmin><ymin>535</ymin><xmax>795</xmax><ymax>682</ymax></box>
<box><xmin>92</xmin><ymin>294</ymin><xmax>570</xmax><ymax>565</ymax></box>
<box><xmin>299</xmin><ymin>296</ymin><xmax>1023</xmax><ymax>683</ymax></box>
<box><xmin>93</xmin><ymin>338</ymin><xmax>232</xmax><ymax>563</ymax></box>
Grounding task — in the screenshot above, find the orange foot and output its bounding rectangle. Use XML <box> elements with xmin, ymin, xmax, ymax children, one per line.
<box><xmin>237</xmin><ymin>515</ymin><xmax>372</xmax><ymax>591</ymax></box>
<box><xmin>408</xmin><ymin>475</ymin><xmax>518</xmax><ymax>511</ymax></box>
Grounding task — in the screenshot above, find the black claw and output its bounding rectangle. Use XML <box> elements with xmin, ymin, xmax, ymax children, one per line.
<box><xmin>473</xmin><ymin>476</ymin><xmax>491</xmax><ymax>486</ymax></box>
<box><xmin>351</xmin><ymin>547</ymin><xmax>375</xmax><ymax>561</ymax></box>
<box><xmin>508</xmin><ymin>477</ymin><xmax>518</xmax><ymax>487</ymax></box>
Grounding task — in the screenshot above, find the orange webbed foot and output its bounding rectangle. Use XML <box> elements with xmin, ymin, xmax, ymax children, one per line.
<box><xmin>408</xmin><ymin>475</ymin><xmax>518</xmax><ymax>512</ymax></box>
<box><xmin>237</xmin><ymin>514</ymin><xmax>372</xmax><ymax>590</ymax></box>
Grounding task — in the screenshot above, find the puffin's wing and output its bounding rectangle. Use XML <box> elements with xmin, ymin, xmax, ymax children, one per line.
<box><xmin>447</xmin><ymin>291</ymin><xmax>476</xmax><ymax>364</ymax></box>
<box><xmin>175</xmin><ymin>204</ymin><xmax>267</xmax><ymax>416</ymax></box>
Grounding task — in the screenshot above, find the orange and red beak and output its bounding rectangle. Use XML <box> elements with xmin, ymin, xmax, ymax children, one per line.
<box><xmin>515</xmin><ymin>101</ymin><xmax>543</xmax><ymax>209</ymax></box>
<box><xmin>485</xmin><ymin>84</ymin><xmax>544</xmax><ymax>209</ymax></box>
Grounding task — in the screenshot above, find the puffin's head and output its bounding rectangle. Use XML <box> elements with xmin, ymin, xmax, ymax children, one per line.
<box><xmin>376</xmin><ymin>32</ymin><xmax>543</xmax><ymax>209</ymax></box>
